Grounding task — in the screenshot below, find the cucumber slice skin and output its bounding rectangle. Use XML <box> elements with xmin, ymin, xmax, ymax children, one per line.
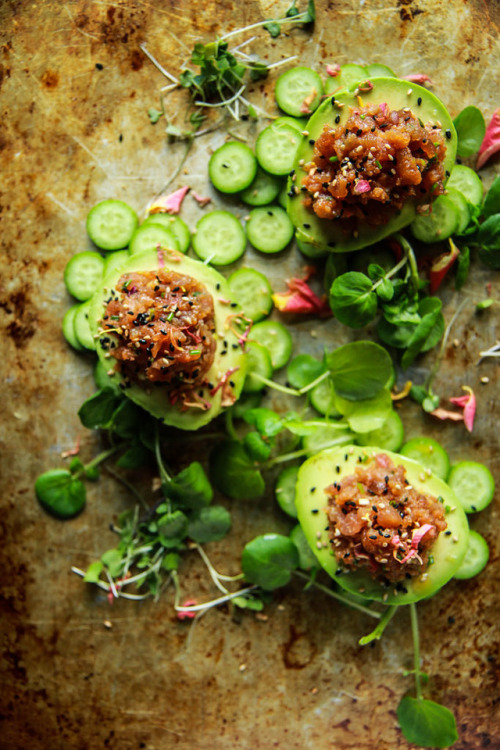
<box><xmin>410</xmin><ymin>194</ymin><xmax>459</xmax><ymax>243</ymax></box>
<box><xmin>143</xmin><ymin>214</ymin><xmax>191</xmax><ymax>253</ymax></box>
<box><xmin>73</xmin><ymin>300</ymin><xmax>96</xmax><ymax>351</ymax></box>
<box><xmin>275</xmin><ymin>465</ymin><xmax>299</xmax><ymax>518</ymax></box>
<box><xmin>275</xmin><ymin>67</ymin><xmax>324</xmax><ymax>118</ymax></box>
<box><xmin>249</xmin><ymin>320</ymin><xmax>293</xmax><ymax>370</ymax></box>
<box><xmin>366</xmin><ymin>63</ymin><xmax>396</xmax><ymax>78</ymax></box>
<box><xmin>62</xmin><ymin>305</ymin><xmax>84</xmax><ymax>351</ymax></box>
<box><xmin>400</xmin><ymin>437</ymin><xmax>450</xmax><ymax>480</ymax></box>
<box><xmin>296</xmin><ymin>445</ymin><xmax>470</xmax><ymax>605</ymax></box>
<box><xmin>240</xmin><ymin>167</ymin><xmax>284</xmax><ymax>207</ymax></box>
<box><xmin>256</xmin><ymin>123</ymin><xmax>303</xmax><ymax>176</ymax></box>
<box><xmin>192</xmin><ymin>211</ymin><xmax>247</xmax><ymax>265</ymax></box>
<box><xmin>444</xmin><ymin>187</ymin><xmax>471</xmax><ymax>234</ymax></box>
<box><xmin>103</xmin><ymin>250</ymin><xmax>130</xmax><ymax>277</ymax></box>
<box><xmin>129</xmin><ymin>224</ymin><xmax>179</xmax><ymax>256</ymax></box>
<box><xmin>324</xmin><ymin>64</ymin><xmax>368</xmax><ymax>95</ymax></box>
<box><xmin>454</xmin><ymin>530</ymin><xmax>490</xmax><ymax>579</ymax></box>
<box><xmin>448</xmin><ymin>461</ymin><xmax>495</xmax><ymax>513</ymax></box>
<box><xmin>227</xmin><ymin>267</ymin><xmax>273</xmax><ymax>322</ymax></box>
<box><xmin>243</xmin><ymin>342</ymin><xmax>273</xmax><ymax>393</ymax></box>
<box><xmin>246</xmin><ymin>206</ymin><xmax>294</xmax><ymax>254</ymax></box>
<box><xmin>309</xmin><ymin>378</ymin><xmax>342</xmax><ymax>418</ymax></box>
<box><xmin>86</xmin><ymin>199</ymin><xmax>139</xmax><ymax>251</ymax></box>
<box><xmin>208</xmin><ymin>142</ymin><xmax>257</xmax><ymax>194</ymax></box>
<box><xmin>356</xmin><ymin>410</ymin><xmax>405</xmax><ymax>452</ymax></box>
<box><xmin>64</xmin><ymin>251</ymin><xmax>105</xmax><ymax>301</ymax></box>
<box><xmin>446</xmin><ymin>164</ymin><xmax>484</xmax><ymax>206</ymax></box>
<box><xmin>296</xmin><ymin>234</ymin><xmax>328</xmax><ymax>259</ymax></box>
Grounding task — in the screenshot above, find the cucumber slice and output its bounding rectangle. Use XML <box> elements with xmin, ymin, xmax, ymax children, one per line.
<box><xmin>208</xmin><ymin>142</ymin><xmax>257</xmax><ymax>193</ymax></box>
<box><xmin>86</xmin><ymin>199</ymin><xmax>139</xmax><ymax>251</ymax></box>
<box><xmin>93</xmin><ymin>358</ymin><xmax>121</xmax><ymax>394</ymax></box>
<box><xmin>400</xmin><ymin>437</ymin><xmax>450</xmax><ymax>481</ymax></box>
<box><xmin>447</xmin><ymin>461</ymin><xmax>495</xmax><ymax>513</ymax></box>
<box><xmin>246</xmin><ymin>206</ymin><xmax>294</xmax><ymax>253</ymax></box>
<box><xmin>324</xmin><ymin>64</ymin><xmax>368</xmax><ymax>94</ymax></box>
<box><xmin>296</xmin><ymin>234</ymin><xmax>328</xmax><ymax>259</ymax></box>
<box><xmin>444</xmin><ymin>187</ymin><xmax>471</xmax><ymax>234</ymax></box>
<box><xmin>302</xmin><ymin>422</ymin><xmax>353</xmax><ymax>455</ymax></box>
<box><xmin>255</xmin><ymin>122</ymin><xmax>303</xmax><ymax>176</ymax></box>
<box><xmin>410</xmin><ymin>194</ymin><xmax>459</xmax><ymax>243</ymax></box>
<box><xmin>275</xmin><ymin>465</ymin><xmax>299</xmax><ymax>518</ymax></box>
<box><xmin>366</xmin><ymin>63</ymin><xmax>396</xmax><ymax>78</ymax></box>
<box><xmin>143</xmin><ymin>214</ymin><xmax>191</xmax><ymax>253</ymax></box>
<box><xmin>309</xmin><ymin>377</ymin><xmax>342</xmax><ymax>418</ymax></box>
<box><xmin>454</xmin><ymin>530</ymin><xmax>489</xmax><ymax>579</ymax></box>
<box><xmin>249</xmin><ymin>320</ymin><xmax>293</xmax><ymax>370</ymax></box>
<box><xmin>240</xmin><ymin>167</ymin><xmax>283</xmax><ymax>206</ymax></box>
<box><xmin>73</xmin><ymin>300</ymin><xmax>96</xmax><ymax>351</ymax></box>
<box><xmin>227</xmin><ymin>267</ymin><xmax>273</xmax><ymax>322</ymax></box>
<box><xmin>103</xmin><ymin>250</ymin><xmax>130</xmax><ymax>276</ymax></box>
<box><xmin>290</xmin><ymin>523</ymin><xmax>318</xmax><ymax>570</ymax></box>
<box><xmin>64</xmin><ymin>251</ymin><xmax>105</xmax><ymax>301</ymax></box>
<box><xmin>446</xmin><ymin>164</ymin><xmax>484</xmax><ymax>206</ymax></box>
<box><xmin>243</xmin><ymin>341</ymin><xmax>273</xmax><ymax>393</ymax></box>
<box><xmin>356</xmin><ymin>410</ymin><xmax>405</xmax><ymax>452</ymax></box>
<box><xmin>277</xmin><ymin>182</ymin><xmax>289</xmax><ymax>210</ymax></box>
<box><xmin>230</xmin><ymin>391</ymin><xmax>263</xmax><ymax>419</ymax></box>
<box><xmin>192</xmin><ymin>211</ymin><xmax>246</xmax><ymax>265</ymax></box>
<box><xmin>272</xmin><ymin>116</ymin><xmax>309</xmax><ymax>133</ymax></box>
<box><xmin>275</xmin><ymin>67</ymin><xmax>323</xmax><ymax>117</ymax></box>
<box><xmin>129</xmin><ymin>224</ymin><xmax>179</xmax><ymax>256</ymax></box>
<box><xmin>62</xmin><ymin>305</ymin><xmax>84</xmax><ymax>351</ymax></box>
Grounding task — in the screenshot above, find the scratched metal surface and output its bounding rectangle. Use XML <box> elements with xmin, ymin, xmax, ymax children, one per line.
<box><xmin>1</xmin><ymin>1</ymin><xmax>499</xmax><ymax>748</ymax></box>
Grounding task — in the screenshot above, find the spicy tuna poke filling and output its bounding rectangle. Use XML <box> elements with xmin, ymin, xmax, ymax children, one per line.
<box><xmin>325</xmin><ymin>453</ymin><xmax>447</xmax><ymax>584</ymax></box>
<box><xmin>301</xmin><ymin>103</ymin><xmax>447</xmax><ymax>226</ymax></box>
<box><xmin>99</xmin><ymin>269</ymin><xmax>216</xmax><ymax>388</ymax></box>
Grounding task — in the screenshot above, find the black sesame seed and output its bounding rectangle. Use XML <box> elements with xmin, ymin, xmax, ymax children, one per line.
<box><xmin>335</xmin><ymin>115</ymin><xmax>341</xmax><ymax>124</ymax></box>
<box><xmin>417</xmin><ymin>96</ymin><xmax>422</xmax><ymax>106</ymax></box>
<box><xmin>309</xmin><ymin>139</ymin><xmax>316</xmax><ymax>145</ymax></box>
<box><xmin>311</xmin><ymin>509</ymin><xmax>319</xmax><ymax>514</ymax></box>
<box><xmin>445</xmin><ymin>129</ymin><xmax>451</xmax><ymax>139</ymax></box>
<box><xmin>95</xmin><ymin>63</ymin><xmax>104</xmax><ymax>70</ymax></box>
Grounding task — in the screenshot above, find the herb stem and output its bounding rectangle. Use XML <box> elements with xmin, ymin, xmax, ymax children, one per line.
<box><xmin>372</xmin><ymin>254</ymin><xmax>409</xmax><ymax>291</ymax></box>
<box><xmin>175</xmin><ymin>585</ymin><xmax>258</xmax><ymax>613</ymax></box>
<box><xmin>260</xmin><ymin>435</ymin><xmax>352</xmax><ymax>469</ymax></box>
<box><xmin>393</xmin><ymin>233</ymin><xmax>419</xmax><ymax>298</ymax></box>
<box><xmin>293</xmin><ymin>571</ymin><xmax>381</xmax><ymax>619</ymax></box>
<box><xmin>220</xmin><ymin>13</ymin><xmax>310</xmax><ymax>41</ymax></box>
<box><xmin>194</xmin><ymin>84</ymin><xmax>246</xmax><ymax>109</ymax></box>
<box><xmin>139</xmin><ymin>44</ymin><xmax>179</xmax><ymax>84</ymax></box>
<box><xmin>250</xmin><ymin>373</ymin><xmax>301</xmax><ymax>396</ymax></box>
<box><xmin>410</xmin><ymin>602</ymin><xmax>423</xmax><ymax>700</ymax></box>
<box><xmin>358</xmin><ymin>605</ymin><xmax>398</xmax><ymax>644</ymax></box>
<box><xmin>154</xmin><ymin>422</ymin><xmax>171</xmax><ymax>484</ymax></box>
<box><xmin>298</xmin><ymin>370</ymin><xmax>330</xmax><ymax>395</ymax></box>
<box><xmin>84</xmin><ymin>444</ymin><xmax>124</xmax><ymax>473</ymax></box>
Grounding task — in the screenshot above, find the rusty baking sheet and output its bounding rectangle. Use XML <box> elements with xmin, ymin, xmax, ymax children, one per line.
<box><xmin>1</xmin><ymin>1</ymin><xmax>499</xmax><ymax>748</ymax></box>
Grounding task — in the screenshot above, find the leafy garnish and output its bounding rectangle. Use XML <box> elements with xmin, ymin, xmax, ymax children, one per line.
<box><xmin>453</xmin><ymin>105</ymin><xmax>486</xmax><ymax>158</ymax></box>
<box><xmin>241</xmin><ymin>533</ymin><xmax>299</xmax><ymax>589</ymax></box>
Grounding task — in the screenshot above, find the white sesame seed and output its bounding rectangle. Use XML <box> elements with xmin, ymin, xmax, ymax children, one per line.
<box><xmin>407</xmin><ymin>88</ymin><xmax>413</xmax><ymax>95</ymax></box>
<box><xmin>481</xmin><ymin>376</ymin><xmax>490</xmax><ymax>384</ymax></box>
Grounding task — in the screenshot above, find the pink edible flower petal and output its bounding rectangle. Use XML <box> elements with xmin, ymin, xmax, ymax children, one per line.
<box><xmin>192</xmin><ymin>191</ymin><xmax>212</xmax><ymax>207</ymax></box>
<box><xmin>177</xmin><ymin>599</ymin><xmax>197</xmax><ymax>620</ymax></box>
<box><xmin>403</xmin><ymin>73</ymin><xmax>434</xmax><ymax>87</ymax></box>
<box><xmin>411</xmin><ymin>524</ymin><xmax>433</xmax><ymax>549</ymax></box>
<box><xmin>354</xmin><ymin>179</ymin><xmax>371</xmax><ymax>194</ymax></box>
<box><xmin>379</xmin><ymin>102</ymin><xmax>388</xmax><ymax>116</ymax></box>
<box><xmin>273</xmin><ymin>275</ymin><xmax>331</xmax><ymax>317</ymax></box>
<box><xmin>326</xmin><ymin>63</ymin><xmax>341</xmax><ymax>77</ymax></box>
<box><xmin>477</xmin><ymin>108</ymin><xmax>500</xmax><ymax>169</ymax></box>
<box><xmin>449</xmin><ymin>386</ymin><xmax>476</xmax><ymax>432</ymax></box>
<box><xmin>157</xmin><ymin>248</ymin><xmax>166</xmax><ymax>267</ymax></box>
<box><xmin>149</xmin><ymin>185</ymin><xmax>190</xmax><ymax>215</ymax></box>
<box><xmin>431</xmin><ymin>407</ymin><xmax>464</xmax><ymax>424</ymax></box>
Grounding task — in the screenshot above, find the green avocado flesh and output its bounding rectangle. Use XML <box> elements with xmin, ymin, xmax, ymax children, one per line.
<box><xmin>288</xmin><ymin>77</ymin><xmax>457</xmax><ymax>253</ymax></box>
<box><xmin>89</xmin><ymin>249</ymin><xmax>247</xmax><ymax>430</ymax></box>
<box><xmin>295</xmin><ymin>445</ymin><xmax>469</xmax><ymax>605</ymax></box>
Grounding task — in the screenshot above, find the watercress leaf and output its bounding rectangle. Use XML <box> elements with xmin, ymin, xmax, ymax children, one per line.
<box><xmin>397</xmin><ymin>697</ymin><xmax>458</xmax><ymax>748</ymax></box>
<box><xmin>167</xmin><ymin>461</ymin><xmax>213</xmax><ymax>510</ymax></box>
<box><xmin>157</xmin><ymin>510</ymin><xmax>189</xmax><ymax>547</ymax></box>
<box><xmin>476</xmin><ymin>298</ymin><xmax>494</xmax><ymax>311</ymax></box>
<box><xmin>329</xmin><ymin>272</ymin><xmax>378</xmax><ymax>328</ymax></box>
<box><xmin>210</xmin><ymin>440</ymin><xmax>265</xmax><ymax>500</ymax></box>
<box><xmin>187</xmin><ymin>505</ymin><xmax>231</xmax><ymax>543</ymax></box>
<box><xmin>286</xmin><ymin>354</ymin><xmax>325</xmax><ymax>389</ymax></box>
<box><xmin>84</xmin><ymin>466</ymin><xmax>100</xmax><ymax>482</ymax></box>
<box><xmin>263</xmin><ymin>20</ymin><xmax>281</xmax><ymax>37</ymax></box>
<box><xmin>401</xmin><ymin>298</ymin><xmax>442</xmax><ymax>370</ymax></box>
<box><xmin>454</xmin><ymin>105</ymin><xmax>486</xmax><ymax>158</ymax></box>
<box><xmin>69</xmin><ymin>457</ymin><xmax>85</xmax><ymax>475</ymax></box>
<box><xmin>417</xmin><ymin>297</ymin><xmax>445</xmax><ymax>352</ymax></box>
<box><xmin>482</xmin><ymin>175</ymin><xmax>500</xmax><ymax>219</ymax></box>
<box><xmin>35</xmin><ymin>469</ymin><xmax>86</xmax><ymax>519</ymax></box>
<box><xmin>455</xmin><ymin>245</ymin><xmax>470</xmax><ymax>289</ymax></box>
<box><xmin>242</xmin><ymin>533</ymin><xmax>299</xmax><ymax>590</ymax></box>
<box><xmin>289</xmin><ymin>524</ymin><xmax>319</xmax><ymax>571</ymax></box>
<box><xmin>161</xmin><ymin>552</ymin><xmax>181</xmax><ymax>572</ymax></box>
<box><xmin>230</xmin><ymin>392</ymin><xmax>263</xmax><ymax>419</ymax></box>
<box><xmin>285</xmin><ymin>0</ymin><xmax>299</xmax><ymax>17</ymax></box>
<box><xmin>304</xmin><ymin>0</ymin><xmax>316</xmax><ymax>22</ymax></box>
<box><xmin>148</xmin><ymin>108</ymin><xmax>163</xmax><ymax>124</ymax></box>
<box><xmin>109</xmin><ymin>400</ymin><xmax>143</xmax><ymax>438</ymax></box>
<box><xmin>283</xmin><ymin>419</ymin><xmax>324</xmax><ymax>437</ymax></box>
<box><xmin>101</xmin><ymin>548</ymin><xmax>123</xmax><ymax>578</ymax></box>
<box><xmin>367</xmin><ymin>263</ymin><xmax>386</xmax><ymax>281</ymax></box>
<box><xmin>478</xmin><ymin>214</ymin><xmax>500</xmax><ymax>269</ymax></box>
<box><xmin>326</xmin><ymin>341</ymin><xmax>393</xmax><ymax>401</ymax></box>
<box><xmin>422</xmin><ymin>394</ymin><xmax>440</xmax><ymax>412</ymax></box>
<box><xmin>83</xmin><ymin>560</ymin><xmax>104</xmax><ymax>583</ymax></box>
<box><xmin>375</xmin><ymin>278</ymin><xmax>394</xmax><ymax>302</ymax></box>
<box><xmin>410</xmin><ymin>384</ymin><xmax>427</xmax><ymax>405</ymax></box>
<box><xmin>243</xmin><ymin>408</ymin><xmax>284</xmax><ymax>437</ymax></box>
<box><xmin>249</xmin><ymin>62</ymin><xmax>269</xmax><ymax>82</ymax></box>
<box><xmin>78</xmin><ymin>388</ymin><xmax>122</xmax><ymax>430</ymax></box>
<box><xmin>377</xmin><ymin>318</ymin><xmax>415</xmax><ymax>349</ymax></box>
<box><xmin>334</xmin><ymin>388</ymin><xmax>392</xmax><ymax>433</ymax></box>
<box><xmin>247</xmin><ymin>104</ymin><xmax>258</xmax><ymax>120</ymax></box>
<box><xmin>116</xmin><ymin>444</ymin><xmax>151</xmax><ymax>469</ymax></box>
<box><xmin>233</xmin><ymin>595</ymin><xmax>264</xmax><ymax>611</ymax></box>
<box><xmin>302</xmin><ymin>422</ymin><xmax>353</xmax><ymax>455</ymax></box>
<box><xmin>243</xmin><ymin>431</ymin><xmax>272</xmax><ymax>461</ymax></box>
<box><xmin>382</xmin><ymin>299</ymin><xmax>420</xmax><ymax>325</ymax></box>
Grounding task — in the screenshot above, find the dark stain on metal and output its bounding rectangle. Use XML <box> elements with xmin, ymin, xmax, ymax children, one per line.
<box><xmin>282</xmin><ymin>625</ymin><xmax>316</xmax><ymax>669</ymax></box>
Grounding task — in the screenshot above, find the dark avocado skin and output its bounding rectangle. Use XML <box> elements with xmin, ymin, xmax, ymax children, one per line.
<box><xmin>89</xmin><ymin>249</ymin><xmax>247</xmax><ymax>431</ymax></box>
<box><xmin>295</xmin><ymin>445</ymin><xmax>469</xmax><ymax>605</ymax></box>
<box><xmin>288</xmin><ymin>77</ymin><xmax>458</xmax><ymax>254</ymax></box>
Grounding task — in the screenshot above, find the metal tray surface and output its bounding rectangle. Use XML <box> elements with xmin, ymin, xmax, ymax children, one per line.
<box><xmin>1</xmin><ymin>1</ymin><xmax>499</xmax><ymax>748</ymax></box>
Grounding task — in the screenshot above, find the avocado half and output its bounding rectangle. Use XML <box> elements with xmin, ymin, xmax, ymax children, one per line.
<box><xmin>89</xmin><ymin>249</ymin><xmax>247</xmax><ymax>430</ymax></box>
<box><xmin>295</xmin><ymin>445</ymin><xmax>469</xmax><ymax>605</ymax></box>
<box><xmin>288</xmin><ymin>77</ymin><xmax>458</xmax><ymax>253</ymax></box>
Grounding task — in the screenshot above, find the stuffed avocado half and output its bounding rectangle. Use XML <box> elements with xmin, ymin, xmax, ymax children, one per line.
<box><xmin>90</xmin><ymin>249</ymin><xmax>247</xmax><ymax>430</ymax></box>
<box><xmin>295</xmin><ymin>445</ymin><xmax>469</xmax><ymax>605</ymax></box>
<box><xmin>288</xmin><ymin>77</ymin><xmax>458</xmax><ymax>253</ymax></box>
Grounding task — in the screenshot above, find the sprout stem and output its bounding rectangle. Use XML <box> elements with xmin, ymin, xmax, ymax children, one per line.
<box><xmin>139</xmin><ymin>44</ymin><xmax>179</xmax><ymax>84</ymax></box>
<box><xmin>410</xmin><ymin>602</ymin><xmax>423</xmax><ymax>700</ymax></box>
<box><xmin>293</xmin><ymin>571</ymin><xmax>381</xmax><ymax>619</ymax></box>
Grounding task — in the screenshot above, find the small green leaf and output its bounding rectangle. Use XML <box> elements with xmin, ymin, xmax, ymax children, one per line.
<box><xmin>243</xmin><ymin>432</ymin><xmax>272</xmax><ymax>461</ymax></box>
<box><xmin>116</xmin><ymin>444</ymin><xmax>151</xmax><ymax>469</ymax></box>
<box><xmin>233</xmin><ymin>595</ymin><xmax>264</xmax><ymax>611</ymax></box>
<box><xmin>286</xmin><ymin>354</ymin><xmax>324</xmax><ymax>389</ymax></box>
<box><xmin>109</xmin><ymin>400</ymin><xmax>143</xmax><ymax>438</ymax></box>
<box><xmin>334</xmin><ymin>388</ymin><xmax>392</xmax><ymax>433</ymax></box>
<box><xmin>263</xmin><ymin>20</ymin><xmax>281</xmax><ymax>37</ymax></box>
<box><xmin>329</xmin><ymin>272</ymin><xmax>378</xmax><ymax>328</ymax></box>
<box><xmin>476</xmin><ymin>298</ymin><xmax>494</xmax><ymax>311</ymax></box>
<box><xmin>101</xmin><ymin>548</ymin><xmax>124</xmax><ymax>578</ymax></box>
<box><xmin>478</xmin><ymin>214</ymin><xmax>500</xmax><ymax>269</ymax></box>
<box><xmin>453</xmin><ymin>105</ymin><xmax>486</xmax><ymax>158</ymax></box>
<box><xmin>157</xmin><ymin>510</ymin><xmax>189</xmax><ymax>546</ymax></box>
<box><xmin>289</xmin><ymin>525</ymin><xmax>318</xmax><ymax>571</ymax></box>
<box><xmin>69</xmin><ymin>457</ymin><xmax>85</xmax><ymax>475</ymax></box>
<box><xmin>83</xmin><ymin>561</ymin><xmax>104</xmax><ymax>583</ymax></box>
<box><xmin>243</xmin><ymin>408</ymin><xmax>284</xmax><ymax>437</ymax></box>
<box><xmin>187</xmin><ymin>505</ymin><xmax>232</xmax><ymax>543</ymax></box>
<box><xmin>401</xmin><ymin>298</ymin><xmax>442</xmax><ymax>370</ymax></box>
<box><xmin>210</xmin><ymin>440</ymin><xmax>265</xmax><ymax>500</ymax></box>
<box><xmin>148</xmin><ymin>108</ymin><xmax>164</xmax><ymax>124</ymax></box>
<box><xmin>161</xmin><ymin>552</ymin><xmax>181</xmax><ymax>572</ymax></box>
<box><xmin>35</xmin><ymin>469</ymin><xmax>86</xmax><ymax>519</ymax></box>
<box><xmin>482</xmin><ymin>175</ymin><xmax>500</xmax><ymax>219</ymax></box>
<box><xmin>455</xmin><ymin>245</ymin><xmax>470</xmax><ymax>289</ymax></box>
<box><xmin>326</xmin><ymin>341</ymin><xmax>393</xmax><ymax>401</ymax></box>
<box><xmin>422</xmin><ymin>394</ymin><xmax>440</xmax><ymax>412</ymax></box>
<box><xmin>242</xmin><ymin>533</ymin><xmax>299</xmax><ymax>590</ymax></box>
<box><xmin>167</xmin><ymin>462</ymin><xmax>213</xmax><ymax>510</ymax></box>
<box><xmin>78</xmin><ymin>388</ymin><xmax>121</xmax><ymax>430</ymax></box>
<box><xmin>397</xmin><ymin>696</ymin><xmax>458</xmax><ymax>748</ymax></box>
